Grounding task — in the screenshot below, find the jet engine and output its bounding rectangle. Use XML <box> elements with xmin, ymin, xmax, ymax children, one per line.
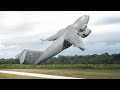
<box><xmin>78</xmin><ymin>24</ymin><xmax>87</xmax><ymax>32</ymax></box>
<box><xmin>80</xmin><ymin>28</ymin><xmax>91</xmax><ymax>38</ymax></box>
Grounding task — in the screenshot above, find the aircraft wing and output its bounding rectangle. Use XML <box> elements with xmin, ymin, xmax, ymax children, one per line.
<box><xmin>40</xmin><ymin>28</ymin><xmax>65</xmax><ymax>41</ymax></box>
<box><xmin>65</xmin><ymin>29</ymin><xmax>86</xmax><ymax>51</ymax></box>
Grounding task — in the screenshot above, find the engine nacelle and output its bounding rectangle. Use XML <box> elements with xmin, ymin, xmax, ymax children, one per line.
<box><xmin>78</xmin><ymin>24</ymin><xmax>87</xmax><ymax>32</ymax></box>
<box><xmin>80</xmin><ymin>28</ymin><xmax>91</xmax><ymax>38</ymax></box>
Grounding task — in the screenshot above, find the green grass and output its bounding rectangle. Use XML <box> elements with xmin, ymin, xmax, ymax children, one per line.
<box><xmin>4</xmin><ymin>69</ymin><xmax>120</xmax><ymax>79</ymax></box>
<box><xmin>0</xmin><ymin>64</ymin><xmax>120</xmax><ymax>70</ymax></box>
<box><xmin>0</xmin><ymin>64</ymin><xmax>120</xmax><ymax>79</ymax></box>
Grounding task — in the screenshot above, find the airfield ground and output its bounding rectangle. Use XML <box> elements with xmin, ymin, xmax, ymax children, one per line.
<box><xmin>0</xmin><ymin>64</ymin><xmax>120</xmax><ymax>79</ymax></box>
<box><xmin>0</xmin><ymin>69</ymin><xmax>120</xmax><ymax>79</ymax></box>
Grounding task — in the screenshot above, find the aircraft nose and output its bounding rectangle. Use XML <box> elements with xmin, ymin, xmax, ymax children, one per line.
<box><xmin>77</xmin><ymin>15</ymin><xmax>89</xmax><ymax>24</ymax></box>
<box><xmin>73</xmin><ymin>15</ymin><xmax>90</xmax><ymax>28</ymax></box>
<box><xmin>84</xmin><ymin>15</ymin><xmax>89</xmax><ymax>18</ymax></box>
<box><xmin>83</xmin><ymin>15</ymin><xmax>89</xmax><ymax>19</ymax></box>
<box><xmin>85</xmin><ymin>15</ymin><xmax>90</xmax><ymax>20</ymax></box>
<box><xmin>81</xmin><ymin>15</ymin><xmax>89</xmax><ymax>20</ymax></box>
<box><xmin>82</xmin><ymin>15</ymin><xmax>89</xmax><ymax>24</ymax></box>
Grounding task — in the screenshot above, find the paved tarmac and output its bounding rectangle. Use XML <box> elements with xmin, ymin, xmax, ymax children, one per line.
<box><xmin>0</xmin><ymin>70</ymin><xmax>84</xmax><ymax>79</ymax></box>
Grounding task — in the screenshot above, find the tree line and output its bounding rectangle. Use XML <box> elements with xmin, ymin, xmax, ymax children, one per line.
<box><xmin>43</xmin><ymin>53</ymin><xmax>120</xmax><ymax>64</ymax></box>
<box><xmin>0</xmin><ymin>58</ymin><xmax>19</xmax><ymax>64</ymax></box>
<box><xmin>0</xmin><ymin>53</ymin><xmax>120</xmax><ymax>64</ymax></box>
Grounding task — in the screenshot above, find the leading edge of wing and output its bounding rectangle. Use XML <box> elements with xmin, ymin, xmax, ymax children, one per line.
<box><xmin>40</xmin><ymin>28</ymin><xmax>65</xmax><ymax>41</ymax></box>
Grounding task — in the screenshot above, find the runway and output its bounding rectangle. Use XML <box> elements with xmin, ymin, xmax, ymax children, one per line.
<box><xmin>0</xmin><ymin>70</ymin><xmax>84</xmax><ymax>79</ymax></box>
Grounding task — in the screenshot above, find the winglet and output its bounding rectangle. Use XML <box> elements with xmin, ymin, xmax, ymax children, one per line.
<box><xmin>40</xmin><ymin>38</ymin><xmax>46</xmax><ymax>41</ymax></box>
<box><xmin>79</xmin><ymin>47</ymin><xmax>86</xmax><ymax>51</ymax></box>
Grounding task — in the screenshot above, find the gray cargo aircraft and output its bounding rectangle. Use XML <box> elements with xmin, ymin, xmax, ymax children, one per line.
<box><xmin>16</xmin><ymin>15</ymin><xmax>92</xmax><ymax>65</ymax></box>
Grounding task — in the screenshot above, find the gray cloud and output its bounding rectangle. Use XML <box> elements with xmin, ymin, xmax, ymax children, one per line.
<box><xmin>86</xmin><ymin>31</ymin><xmax>120</xmax><ymax>43</ymax></box>
<box><xmin>0</xmin><ymin>23</ymin><xmax>33</xmax><ymax>35</ymax></box>
<box><xmin>0</xmin><ymin>33</ymin><xmax>53</xmax><ymax>58</ymax></box>
<box><xmin>92</xmin><ymin>15</ymin><xmax>120</xmax><ymax>25</ymax></box>
<box><xmin>1</xmin><ymin>12</ymin><xmax>120</xmax><ymax>58</ymax></box>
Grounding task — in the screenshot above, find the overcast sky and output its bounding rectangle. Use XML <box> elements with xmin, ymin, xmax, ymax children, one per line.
<box><xmin>0</xmin><ymin>11</ymin><xmax>120</xmax><ymax>58</ymax></box>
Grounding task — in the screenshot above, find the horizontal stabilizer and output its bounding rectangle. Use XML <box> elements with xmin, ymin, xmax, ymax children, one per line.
<box><xmin>16</xmin><ymin>49</ymin><xmax>44</xmax><ymax>64</ymax></box>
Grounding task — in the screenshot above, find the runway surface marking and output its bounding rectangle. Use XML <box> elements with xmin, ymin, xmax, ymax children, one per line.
<box><xmin>0</xmin><ymin>70</ymin><xmax>84</xmax><ymax>79</ymax></box>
